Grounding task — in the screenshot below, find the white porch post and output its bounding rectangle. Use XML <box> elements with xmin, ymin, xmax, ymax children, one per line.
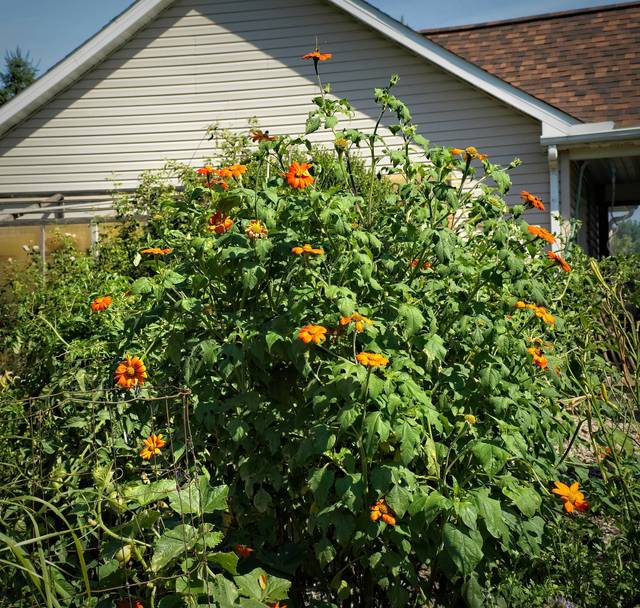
<box><xmin>547</xmin><ymin>145</ymin><xmax>561</xmax><ymax>247</ymax></box>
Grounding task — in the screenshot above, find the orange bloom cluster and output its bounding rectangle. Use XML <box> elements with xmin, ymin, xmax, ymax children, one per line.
<box><xmin>91</xmin><ymin>296</ymin><xmax>112</xmax><ymax>311</ymax></box>
<box><xmin>250</xmin><ymin>129</ymin><xmax>276</xmax><ymax>142</ymax></box>
<box><xmin>340</xmin><ymin>313</ymin><xmax>373</xmax><ymax>332</ymax></box>
<box><xmin>528</xmin><ymin>225</ymin><xmax>556</xmax><ymax>245</ymax></box>
<box><xmin>356</xmin><ymin>352</ymin><xmax>389</xmax><ymax>367</ymax></box>
<box><xmin>286</xmin><ymin>162</ymin><xmax>314</xmax><ymax>189</ymax></box>
<box><xmin>234</xmin><ymin>544</ymin><xmax>254</xmax><ymax>558</ymax></box>
<box><xmin>552</xmin><ymin>481</ymin><xmax>589</xmax><ymax>513</ymax></box>
<box><xmin>514</xmin><ymin>301</ymin><xmax>555</xmax><ymax>325</ymax></box>
<box><xmin>292</xmin><ymin>244</ymin><xmax>324</xmax><ymax>255</ymax></box>
<box><xmin>208</xmin><ymin>211</ymin><xmax>234</xmax><ymax>234</ymax></box>
<box><xmin>114</xmin><ymin>354</ymin><xmax>147</xmax><ymax>389</ymax></box>
<box><xmin>520</xmin><ymin>190</ymin><xmax>545</xmax><ymax>212</ymax></box>
<box><xmin>141</xmin><ymin>247</ymin><xmax>172</xmax><ymax>255</ymax></box>
<box><xmin>217</xmin><ymin>164</ymin><xmax>247</xmax><ymax>179</ymax></box>
<box><xmin>245</xmin><ymin>220</ymin><xmax>268</xmax><ymax>240</ymax></box>
<box><xmin>298</xmin><ymin>324</ymin><xmax>328</xmax><ymax>344</ymax></box>
<box><xmin>450</xmin><ymin>146</ymin><xmax>488</xmax><ymax>161</ymax></box>
<box><xmin>140</xmin><ymin>434</ymin><xmax>166</xmax><ymax>460</ymax></box>
<box><xmin>527</xmin><ymin>346</ymin><xmax>548</xmax><ymax>369</ymax></box>
<box><xmin>370</xmin><ymin>498</ymin><xmax>396</xmax><ymax>526</ymax></box>
<box><xmin>409</xmin><ymin>259</ymin><xmax>431</xmax><ymax>270</ymax></box>
<box><xmin>303</xmin><ymin>48</ymin><xmax>332</xmax><ymax>62</ymax></box>
<box><xmin>268</xmin><ymin>603</ymin><xmax>286</xmax><ymax>608</ymax></box>
<box><xmin>547</xmin><ymin>251</ymin><xmax>571</xmax><ymax>272</ymax></box>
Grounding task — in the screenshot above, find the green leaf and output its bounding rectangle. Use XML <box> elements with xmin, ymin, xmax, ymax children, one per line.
<box><xmin>457</xmin><ymin>501</ymin><xmax>478</xmax><ymax>531</ymax></box>
<box><xmin>502</xmin><ymin>483</ymin><xmax>541</xmax><ymax>517</ymax></box>
<box><xmin>314</xmin><ymin>538</ymin><xmax>337</xmax><ymax>567</ymax></box>
<box><xmin>308</xmin><ymin>464</ymin><xmax>335</xmax><ymax>509</ymax></box>
<box><xmin>208</xmin><ymin>551</ymin><xmax>239</xmax><ymax>575</ymax></box>
<box><xmin>473</xmin><ymin>489</ymin><xmax>508</xmax><ymax>541</ymax></box>
<box><xmin>123</xmin><ymin>479</ymin><xmax>176</xmax><ymax>507</ymax></box>
<box><xmin>210</xmin><ymin>574</ymin><xmax>240</xmax><ymax>607</ymax></box>
<box><xmin>442</xmin><ymin>523</ymin><xmax>483</xmax><ymax>576</ymax></box>
<box><xmin>306</xmin><ymin>114</ymin><xmax>322</xmax><ymax>134</ymax></box>
<box><xmin>471</xmin><ymin>442</ymin><xmax>510</xmax><ymax>477</ymax></box>
<box><xmin>462</xmin><ymin>574</ymin><xmax>485</xmax><ymax>608</ymax></box>
<box><xmin>131</xmin><ymin>277</ymin><xmax>153</xmax><ymax>294</ymax></box>
<box><xmin>424</xmin><ymin>334</ymin><xmax>447</xmax><ymax>363</ymax></box>
<box><xmin>325</xmin><ymin>115</ymin><xmax>338</xmax><ymax>129</ymax></box>
<box><xmin>254</xmin><ymin>488</ymin><xmax>272</xmax><ymax>513</ymax></box>
<box><xmin>168</xmin><ymin>477</ymin><xmax>228</xmax><ymax>514</ymax></box>
<box><xmin>398</xmin><ymin>303</ymin><xmax>425</xmax><ymax>338</ymax></box>
<box><xmin>151</xmin><ymin>524</ymin><xmax>198</xmax><ymax>572</ymax></box>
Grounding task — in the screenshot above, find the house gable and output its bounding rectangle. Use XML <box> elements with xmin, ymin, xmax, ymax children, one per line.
<box><xmin>0</xmin><ymin>0</ymin><xmax>551</xmax><ymax>226</ymax></box>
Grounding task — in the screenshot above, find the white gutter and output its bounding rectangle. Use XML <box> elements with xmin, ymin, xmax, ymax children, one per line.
<box><xmin>0</xmin><ymin>0</ymin><xmax>174</xmax><ymax>137</ymax></box>
<box><xmin>327</xmin><ymin>0</ymin><xmax>579</xmax><ymax>133</ymax></box>
<box><xmin>541</xmin><ymin>124</ymin><xmax>640</xmax><ymax>147</ymax></box>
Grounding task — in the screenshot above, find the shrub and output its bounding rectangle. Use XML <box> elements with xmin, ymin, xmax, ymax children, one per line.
<box><xmin>1</xmin><ymin>60</ymin><xmax>637</xmax><ymax>607</ymax></box>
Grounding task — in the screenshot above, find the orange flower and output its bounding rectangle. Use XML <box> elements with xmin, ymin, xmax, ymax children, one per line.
<box><xmin>140</xmin><ymin>434</ymin><xmax>166</xmax><ymax>460</ymax></box>
<box><xmin>533</xmin><ymin>306</ymin><xmax>555</xmax><ymax>325</ymax></box>
<box><xmin>528</xmin><ymin>225</ymin><xmax>556</xmax><ymax>245</ymax></box>
<box><xmin>141</xmin><ymin>247</ymin><xmax>172</xmax><ymax>255</ymax></box>
<box><xmin>547</xmin><ymin>251</ymin><xmax>571</xmax><ymax>272</ymax></box>
<box><xmin>370</xmin><ymin>499</ymin><xmax>396</xmax><ymax>526</ymax></box>
<box><xmin>409</xmin><ymin>258</ymin><xmax>431</xmax><ymax>270</ymax></box>
<box><xmin>292</xmin><ymin>243</ymin><xmax>324</xmax><ymax>255</ymax></box>
<box><xmin>196</xmin><ymin>165</ymin><xmax>215</xmax><ymax>176</ymax></box>
<box><xmin>520</xmin><ymin>190</ymin><xmax>545</xmax><ymax>212</ymax></box>
<box><xmin>286</xmin><ymin>162</ymin><xmax>314</xmax><ymax>189</ymax></box>
<box><xmin>527</xmin><ymin>346</ymin><xmax>548</xmax><ymax>369</ymax></box>
<box><xmin>250</xmin><ymin>129</ymin><xmax>276</xmax><ymax>142</ymax></box>
<box><xmin>116</xmin><ymin>600</ymin><xmax>144</xmax><ymax>608</ymax></box>
<box><xmin>303</xmin><ymin>48</ymin><xmax>332</xmax><ymax>62</ymax></box>
<box><xmin>298</xmin><ymin>324</ymin><xmax>328</xmax><ymax>345</ymax></box>
<box><xmin>114</xmin><ymin>354</ymin><xmax>147</xmax><ymax>389</ymax></box>
<box><xmin>245</xmin><ymin>220</ymin><xmax>268</xmax><ymax>240</ymax></box>
<box><xmin>269</xmin><ymin>603</ymin><xmax>286</xmax><ymax>608</ymax></box>
<box><xmin>450</xmin><ymin>148</ymin><xmax>464</xmax><ymax>156</ymax></box>
<box><xmin>234</xmin><ymin>544</ymin><xmax>254</xmax><ymax>559</ymax></box>
<box><xmin>215</xmin><ymin>167</ymin><xmax>234</xmax><ymax>179</ymax></box>
<box><xmin>596</xmin><ymin>446</ymin><xmax>612</xmax><ymax>461</ymax></box>
<box><xmin>226</xmin><ymin>164</ymin><xmax>247</xmax><ymax>178</ymax></box>
<box><xmin>514</xmin><ymin>302</ymin><xmax>555</xmax><ymax>325</ymax></box>
<box><xmin>465</xmin><ymin>146</ymin><xmax>487</xmax><ymax>161</ymax></box>
<box><xmin>551</xmin><ymin>481</ymin><xmax>589</xmax><ymax>513</ymax></box>
<box><xmin>208</xmin><ymin>211</ymin><xmax>234</xmax><ymax>235</ymax></box>
<box><xmin>340</xmin><ymin>313</ymin><xmax>373</xmax><ymax>332</ymax></box>
<box><xmin>91</xmin><ymin>296</ymin><xmax>112</xmax><ymax>311</ymax></box>
<box><xmin>356</xmin><ymin>352</ymin><xmax>389</xmax><ymax>367</ymax></box>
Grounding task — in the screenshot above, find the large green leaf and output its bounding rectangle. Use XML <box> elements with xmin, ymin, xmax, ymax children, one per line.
<box><xmin>124</xmin><ymin>479</ymin><xmax>176</xmax><ymax>508</ymax></box>
<box><xmin>398</xmin><ymin>303</ymin><xmax>425</xmax><ymax>338</ymax></box>
<box><xmin>473</xmin><ymin>489</ymin><xmax>509</xmax><ymax>542</ymax></box>
<box><xmin>168</xmin><ymin>476</ymin><xmax>228</xmax><ymax>514</ymax></box>
<box><xmin>471</xmin><ymin>442</ymin><xmax>510</xmax><ymax>477</ymax></box>
<box><xmin>150</xmin><ymin>524</ymin><xmax>198</xmax><ymax>572</ymax></box>
<box><xmin>442</xmin><ymin>523</ymin><xmax>483</xmax><ymax>576</ymax></box>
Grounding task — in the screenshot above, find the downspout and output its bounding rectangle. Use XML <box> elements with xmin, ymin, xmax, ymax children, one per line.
<box><xmin>548</xmin><ymin>145</ymin><xmax>560</xmax><ymax>248</ymax></box>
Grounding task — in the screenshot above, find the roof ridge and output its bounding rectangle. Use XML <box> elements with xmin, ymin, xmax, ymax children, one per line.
<box><xmin>420</xmin><ymin>1</ymin><xmax>640</xmax><ymax>35</ymax></box>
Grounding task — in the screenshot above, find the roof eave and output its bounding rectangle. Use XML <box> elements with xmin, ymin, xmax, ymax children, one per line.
<box><xmin>0</xmin><ymin>0</ymin><xmax>175</xmax><ymax>138</ymax></box>
<box><xmin>541</xmin><ymin>124</ymin><xmax>640</xmax><ymax>147</ymax></box>
<box><xmin>326</xmin><ymin>0</ymin><xmax>580</xmax><ymax>132</ymax></box>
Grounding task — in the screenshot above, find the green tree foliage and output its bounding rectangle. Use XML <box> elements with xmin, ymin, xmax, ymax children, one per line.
<box><xmin>0</xmin><ymin>47</ymin><xmax>38</xmax><ymax>105</ymax></box>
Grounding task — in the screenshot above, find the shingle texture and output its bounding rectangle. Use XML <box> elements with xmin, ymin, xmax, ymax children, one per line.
<box><xmin>423</xmin><ymin>2</ymin><xmax>640</xmax><ymax>127</ymax></box>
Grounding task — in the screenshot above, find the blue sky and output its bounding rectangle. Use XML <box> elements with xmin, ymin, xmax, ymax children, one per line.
<box><xmin>0</xmin><ymin>0</ymin><xmax>634</xmax><ymax>74</ymax></box>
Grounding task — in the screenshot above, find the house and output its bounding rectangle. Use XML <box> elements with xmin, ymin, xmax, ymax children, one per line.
<box><xmin>0</xmin><ymin>0</ymin><xmax>638</xmax><ymax>258</ymax></box>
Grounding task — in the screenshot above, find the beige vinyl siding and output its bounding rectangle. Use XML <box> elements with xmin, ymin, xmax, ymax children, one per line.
<box><xmin>0</xmin><ymin>0</ymin><xmax>550</xmax><ymax>227</ymax></box>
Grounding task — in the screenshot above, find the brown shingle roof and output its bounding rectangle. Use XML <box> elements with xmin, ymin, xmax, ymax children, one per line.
<box><xmin>422</xmin><ymin>2</ymin><xmax>640</xmax><ymax>127</ymax></box>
